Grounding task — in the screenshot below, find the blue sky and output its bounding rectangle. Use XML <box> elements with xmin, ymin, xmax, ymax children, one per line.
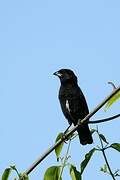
<box><xmin>0</xmin><ymin>0</ymin><xmax>120</xmax><ymax>179</ymax></box>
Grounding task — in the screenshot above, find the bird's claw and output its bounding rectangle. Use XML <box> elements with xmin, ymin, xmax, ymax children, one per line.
<box><xmin>62</xmin><ymin>133</ymin><xmax>69</xmax><ymax>143</ymax></box>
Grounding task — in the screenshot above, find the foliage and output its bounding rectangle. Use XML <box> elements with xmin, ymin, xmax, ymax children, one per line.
<box><xmin>1</xmin><ymin>166</ymin><xmax>29</xmax><ymax>180</ymax></box>
<box><xmin>2</xmin><ymin>168</ymin><xmax>11</xmax><ymax>180</ymax></box>
<box><xmin>44</xmin><ymin>166</ymin><xmax>62</xmax><ymax>180</ymax></box>
<box><xmin>55</xmin><ymin>133</ymin><xmax>64</xmax><ymax>161</ymax></box>
<box><xmin>43</xmin><ymin>128</ymin><xmax>120</xmax><ymax>179</ymax></box>
<box><xmin>111</xmin><ymin>143</ymin><xmax>120</xmax><ymax>152</ymax></box>
<box><xmin>80</xmin><ymin>148</ymin><xmax>96</xmax><ymax>175</ymax></box>
<box><xmin>1</xmin><ymin>86</ymin><xmax>120</xmax><ymax>179</ymax></box>
<box><xmin>105</xmin><ymin>90</ymin><xmax>120</xmax><ymax>111</ymax></box>
<box><xmin>70</xmin><ymin>164</ymin><xmax>81</xmax><ymax>180</ymax></box>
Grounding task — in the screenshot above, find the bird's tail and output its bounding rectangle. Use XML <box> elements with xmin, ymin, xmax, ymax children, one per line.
<box><xmin>77</xmin><ymin>124</ymin><xmax>93</xmax><ymax>145</ymax></box>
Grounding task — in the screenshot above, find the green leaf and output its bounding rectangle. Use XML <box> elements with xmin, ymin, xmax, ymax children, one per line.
<box><xmin>111</xmin><ymin>143</ymin><xmax>120</xmax><ymax>152</ymax></box>
<box><xmin>55</xmin><ymin>133</ymin><xmax>64</xmax><ymax>161</ymax></box>
<box><xmin>2</xmin><ymin>168</ymin><xmax>11</xmax><ymax>180</ymax></box>
<box><xmin>100</xmin><ymin>164</ymin><xmax>108</xmax><ymax>173</ymax></box>
<box><xmin>44</xmin><ymin>166</ymin><xmax>62</xmax><ymax>180</ymax></box>
<box><xmin>80</xmin><ymin>148</ymin><xmax>96</xmax><ymax>174</ymax></box>
<box><xmin>99</xmin><ymin>134</ymin><xmax>109</xmax><ymax>144</ymax></box>
<box><xmin>70</xmin><ymin>164</ymin><xmax>81</xmax><ymax>180</ymax></box>
<box><xmin>104</xmin><ymin>90</ymin><xmax>120</xmax><ymax>111</ymax></box>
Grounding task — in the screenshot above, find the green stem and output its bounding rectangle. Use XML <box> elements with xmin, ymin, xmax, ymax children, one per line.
<box><xmin>97</xmin><ymin>130</ymin><xmax>116</xmax><ymax>180</ymax></box>
<box><xmin>58</xmin><ymin>139</ymin><xmax>71</xmax><ymax>180</ymax></box>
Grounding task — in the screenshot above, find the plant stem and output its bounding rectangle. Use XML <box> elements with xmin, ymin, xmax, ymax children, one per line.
<box><xmin>89</xmin><ymin>114</ymin><xmax>120</xmax><ymax>124</ymax></box>
<box><xmin>58</xmin><ymin>139</ymin><xmax>71</xmax><ymax>180</ymax></box>
<box><xmin>10</xmin><ymin>166</ymin><xmax>20</xmax><ymax>178</ymax></box>
<box><xmin>97</xmin><ymin>130</ymin><xmax>116</xmax><ymax>180</ymax></box>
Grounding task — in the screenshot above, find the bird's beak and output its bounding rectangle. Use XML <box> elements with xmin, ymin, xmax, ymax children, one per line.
<box><xmin>53</xmin><ymin>71</ymin><xmax>62</xmax><ymax>77</ymax></box>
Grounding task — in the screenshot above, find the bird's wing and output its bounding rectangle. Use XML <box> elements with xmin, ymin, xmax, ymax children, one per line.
<box><xmin>67</xmin><ymin>92</ymin><xmax>89</xmax><ymax>124</ymax></box>
<box><xmin>65</xmin><ymin>99</ymin><xmax>71</xmax><ymax>113</ymax></box>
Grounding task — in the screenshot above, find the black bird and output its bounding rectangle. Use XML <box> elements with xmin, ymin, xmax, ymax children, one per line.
<box><xmin>53</xmin><ymin>69</ymin><xmax>93</xmax><ymax>145</ymax></box>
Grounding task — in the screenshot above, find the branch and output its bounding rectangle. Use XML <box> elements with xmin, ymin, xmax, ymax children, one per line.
<box><xmin>97</xmin><ymin>129</ymin><xmax>116</xmax><ymax>180</ymax></box>
<box><xmin>25</xmin><ymin>86</ymin><xmax>120</xmax><ymax>175</ymax></box>
<box><xmin>89</xmin><ymin>114</ymin><xmax>120</xmax><ymax>124</ymax></box>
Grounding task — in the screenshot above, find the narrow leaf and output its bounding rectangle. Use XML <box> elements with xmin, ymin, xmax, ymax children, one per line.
<box><xmin>70</xmin><ymin>164</ymin><xmax>81</xmax><ymax>180</ymax></box>
<box><xmin>111</xmin><ymin>143</ymin><xmax>120</xmax><ymax>152</ymax></box>
<box><xmin>44</xmin><ymin>166</ymin><xmax>62</xmax><ymax>180</ymax></box>
<box><xmin>2</xmin><ymin>168</ymin><xmax>11</xmax><ymax>180</ymax></box>
<box><xmin>80</xmin><ymin>148</ymin><xmax>96</xmax><ymax>174</ymax></box>
<box><xmin>55</xmin><ymin>133</ymin><xmax>64</xmax><ymax>161</ymax></box>
<box><xmin>104</xmin><ymin>90</ymin><xmax>120</xmax><ymax>111</ymax></box>
<box><xmin>99</xmin><ymin>134</ymin><xmax>108</xmax><ymax>144</ymax></box>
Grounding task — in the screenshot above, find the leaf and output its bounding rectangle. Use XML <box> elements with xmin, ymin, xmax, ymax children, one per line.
<box><xmin>70</xmin><ymin>164</ymin><xmax>81</xmax><ymax>180</ymax></box>
<box><xmin>2</xmin><ymin>168</ymin><xmax>11</xmax><ymax>180</ymax></box>
<box><xmin>104</xmin><ymin>90</ymin><xmax>120</xmax><ymax>111</ymax></box>
<box><xmin>111</xmin><ymin>143</ymin><xmax>120</xmax><ymax>152</ymax></box>
<box><xmin>55</xmin><ymin>133</ymin><xmax>64</xmax><ymax>161</ymax></box>
<box><xmin>80</xmin><ymin>148</ymin><xmax>96</xmax><ymax>174</ymax></box>
<box><xmin>44</xmin><ymin>166</ymin><xmax>62</xmax><ymax>180</ymax></box>
<box><xmin>100</xmin><ymin>164</ymin><xmax>108</xmax><ymax>173</ymax></box>
<box><xmin>99</xmin><ymin>134</ymin><xmax>109</xmax><ymax>144</ymax></box>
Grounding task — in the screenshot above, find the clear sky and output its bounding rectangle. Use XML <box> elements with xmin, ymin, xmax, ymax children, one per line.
<box><xmin>0</xmin><ymin>0</ymin><xmax>120</xmax><ymax>179</ymax></box>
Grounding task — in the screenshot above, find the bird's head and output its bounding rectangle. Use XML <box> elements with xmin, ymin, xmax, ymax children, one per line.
<box><xmin>53</xmin><ymin>69</ymin><xmax>77</xmax><ymax>84</ymax></box>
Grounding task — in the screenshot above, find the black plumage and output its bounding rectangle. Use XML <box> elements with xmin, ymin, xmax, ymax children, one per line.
<box><xmin>54</xmin><ymin>69</ymin><xmax>93</xmax><ymax>145</ymax></box>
